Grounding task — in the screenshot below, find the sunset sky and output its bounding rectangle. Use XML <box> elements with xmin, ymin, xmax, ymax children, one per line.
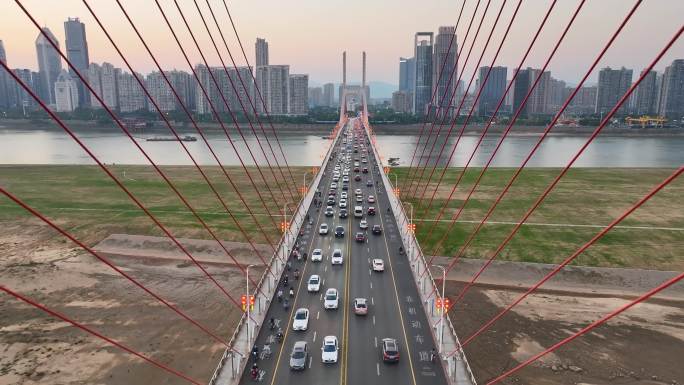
<box><xmin>1</xmin><ymin>0</ymin><xmax>682</xmax><ymax>88</ymax></box>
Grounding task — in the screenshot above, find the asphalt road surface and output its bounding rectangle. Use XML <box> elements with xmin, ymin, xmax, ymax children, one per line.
<box><xmin>239</xmin><ymin>118</ymin><xmax>448</xmax><ymax>385</ymax></box>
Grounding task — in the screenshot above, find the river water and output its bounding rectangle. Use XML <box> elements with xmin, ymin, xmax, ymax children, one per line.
<box><xmin>0</xmin><ymin>128</ymin><xmax>682</xmax><ymax>167</ymax></box>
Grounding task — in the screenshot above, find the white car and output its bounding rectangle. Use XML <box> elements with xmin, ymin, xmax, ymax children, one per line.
<box><xmin>319</xmin><ymin>223</ymin><xmax>329</xmax><ymax>235</ymax></box>
<box><xmin>368</xmin><ymin>195</ymin><xmax>375</xmax><ymax>204</ymax></box>
<box><xmin>339</xmin><ymin>199</ymin><xmax>347</xmax><ymax>209</ymax></box>
<box><xmin>331</xmin><ymin>249</ymin><xmax>344</xmax><ymax>265</ymax></box>
<box><xmin>355</xmin><ymin>188</ymin><xmax>362</xmax><ymax>195</ymax></box>
<box><xmin>292</xmin><ymin>308</ymin><xmax>310</xmax><ymax>331</ymax></box>
<box><xmin>330</xmin><ymin>182</ymin><xmax>338</xmax><ymax>189</ymax></box>
<box><xmin>359</xmin><ymin>220</ymin><xmax>368</xmax><ymax>229</ymax></box>
<box><xmin>342</xmin><ymin>176</ymin><xmax>349</xmax><ymax>183</ymax></box>
<box><xmin>308</xmin><ymin>275</ymin><xmax>321</xmax><ymax>292</ymax></box>
<box><xmin>340</xmin><ymin>191</ymin><xmax>348</xmax><ymax>199</ymax></box>
<box><xmin>321</xmin><ymin>335</ymin><xmax>339</xmax><ymax>363</ymax></box>
<box><xmin>311</xmin><ymin>248</ymin><xmax>323</xmax><ymax>262</ymax></box>
<box><xmin>356</xmin><ymin>195</ymin><xmax>363</xmax><ymax>203</ymax></box>
<box><xmin>324</xmin><ymin>288</ymin><xmax>339</xmax><ymax>309</ymax></box>
<box><xmin>372</xmin><ymin>258</ymin><xmax>385</xmax><ymax>272</ymax></box>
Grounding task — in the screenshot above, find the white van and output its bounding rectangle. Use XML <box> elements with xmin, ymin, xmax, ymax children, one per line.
<box><xmin>354</xmin><ymin>206</ymin><xmax>363</xmax><ymax>218</ymax></box>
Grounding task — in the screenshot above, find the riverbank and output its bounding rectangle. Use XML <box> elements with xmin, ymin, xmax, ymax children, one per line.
<box><xmin>2</xmin><ymin>118</ymin><xmax>682</xmax><ymax>137</ymax></box>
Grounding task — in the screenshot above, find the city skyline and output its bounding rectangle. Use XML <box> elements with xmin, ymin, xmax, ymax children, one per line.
<box><xmin>0</xmin><ymin>0</ymin><xmax>682</xmax><ymax>87</ymax></box>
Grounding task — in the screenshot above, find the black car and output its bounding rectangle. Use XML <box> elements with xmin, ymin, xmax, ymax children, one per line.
<box><xmin>354</xmin><ymin>175</ymin><xmax>361</xmax><ymax>181</ymax></box>
<box><xmin>339</xmin><ymin>208</ymin><xmax>348</xmax><ymax>218</ymax></box>
<box><xmin>327</xmin><ymin>198</ymin><xmax>336</xmax><ymax>206</ymax></box>
<box><xmin>335</xmin><ymin>226</ymin><xmax>345</xmax><ymax>238</ymax></box>
<box><xmin>372</xmin><ymin>225</ymin><xmax>382</xmax><ymax>234</ymax></box>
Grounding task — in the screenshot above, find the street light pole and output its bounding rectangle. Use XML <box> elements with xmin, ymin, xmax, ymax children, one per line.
<box><xmin>246</xmin><ymin>264</ymin><xmax>258</xmax><ymax>349</ymax></box>
<box><xmin>431</xmin><ymin>264</ymin><xmax>446</xmax><ymax>355</ymax></box>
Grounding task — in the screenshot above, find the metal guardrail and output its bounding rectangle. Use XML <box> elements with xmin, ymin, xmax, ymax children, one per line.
<box><xmin>209</xmin><ymin>116</ymin><xmax>347</xmax><ymax>385</ymax></box>
<box><xmin>362</xmin><ymin>116</ymin><xmax>478</xmax><ymax>385</ymax></box>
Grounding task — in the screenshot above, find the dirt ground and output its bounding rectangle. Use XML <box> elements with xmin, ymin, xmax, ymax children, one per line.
<box><xmin>2</xmin><ymin>218</ymin><xmax>683</xmax><ymax>384</ymax></box>
<box><xmin>0</xmin><ymin>219</ymin><xmax>248</xmax><ymax>385</ymax></box>
<box><xmin>450</xmin><ymin>280</ymin><xmax>684</xmax><ymax>385</ymax></box>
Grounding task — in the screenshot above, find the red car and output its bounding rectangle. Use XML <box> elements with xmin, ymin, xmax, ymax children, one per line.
<box><xmin>367</xmin><ymin>207</ymin><xmax>376</xmax><ymax>215</ymax></box>
<box><xmin>354</xmin><ymin>175</ymin><xmax>361</xmax><ymax>181</ymax></box>
<box><xmin>355</xmin><ymin>232</ymin><xmax>366</xmax><ymax>242</ymax></box>
<box><xmin>362</xmin><ymin>167</ymin><xmax>368</xmax><ymax>174</ymax></box>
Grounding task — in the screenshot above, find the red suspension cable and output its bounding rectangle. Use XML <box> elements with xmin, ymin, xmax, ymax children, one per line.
<box><xmin>220</xmin><ymin>0</ymin><xmax>301</xmax><ymax>196</ymax></box>
<box><xmin>1</xmin><ymin>286</ymin><xmax>202</xmax><ymax>385</ymax></box>
<box><xmin>412</xmin><ymin>0</ymin><xmax>523</xmax><ymax>211</ymax></box>
<box><xmin>188</xmin><ymin>0</ymin><xmax>296</xmax><ymax>204</ymax></box>
<box><xmin>401</xmin><ymin>0</ymin><xmax>469</xmax><ymax>191</ymax></box>
<box><xmin>459</xmin><ymin>166</ymin><xmax>683</xmax><ymax>348</ymax></box>
<box><xmin>164</xmin><ymin>0</ymin><xmax>285</xmax><ymax>213</ymax></box>
<box><xmin>444</xmin><ymin>18</ymin><xmax>679</xmax><ymax>308</ymax></box>
<box><xmin>202</xmin><ymin>0</ymin><xmax>297</xmax><ymax>202</ymax></box>
<box><xmin>9</xmin><ymin>2</ymin><xmax>244</xmax><ymax>309</ymax></box>
<box><xmin>84</xmin><ymin>0</ymin><xmax>280</xmax><ymax>253</ymax></box>
<box><xmin>405</xmin><ymin>0</ymin><xmax>486</xmax><ymax>196</ymax></box>
<box><xmin>413</xmin><ymin>0</ymin><xmax>565</xmax><ymax>240</ymax></box>
<box><xmin>80</xmin><ymin>1</ymin><xmax>282</xmax><ymax>283</ymax></box>
<box><xmin>408</xmin><ymin>0</ymin><xmax>507</xmax><ymax>200</ymax></box>
<box><xmin>0</xmin><ymin>186</ymin><xmax>236</xmax><ymax>350</ymax></box>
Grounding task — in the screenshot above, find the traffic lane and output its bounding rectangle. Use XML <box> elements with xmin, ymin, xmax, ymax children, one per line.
<box><xmin>369</xmin><ymin>142</ymin><xmax>448</xmax><ymax>385</ymax></box>
<box><xmin>268</xmin><ymin>155</ymin><xmax>351</xmax><ymax>383</ymax></box>
<box><xmin>345</xmin><ymin>180</ymin><xmax>415</xmax><ymax>385</ymax></box>
<box><xmin>239</xmin><ymin>128</ymin><xmax>346</xmax><ymax>384</ymax></box>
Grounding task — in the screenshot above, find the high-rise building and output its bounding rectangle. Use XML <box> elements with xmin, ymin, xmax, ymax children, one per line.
<box><xmin>64</xmin><ymin>17</ymin><xmax>90</xmax><ymax>107</ymax></box>
<box><xmin>548</xmin><ymin>77</ymin><xmax>568</xmax><ymax>115</ymax></box>
<box><xmin>633</xmin><ymin>70</ymin><xmax>658</xmax><ymax>116</ymax></box>
<box><xmin>477</xmin><ymin>66</ymin><xmax>507</xmax><ymax>117</ymax></box>
<box><xmin>117</xmin><ymin>70</ymin><xmax>146</xmax><ymax>112</ymax></box>
<box><xmin>54</xmin><ymin>69</ymin><xmax>78</xmax><ymax>112</ymax></box>
<box><xmin>0</xmin><ymin>39</ymin><xmax>11</xmax><ymax>109</ymax></box>
<box><xmin>146</xmin><ymin>71</ymin><xmax>175</xmax><ymax>112</ymax></box>
<box><xmin>596</xmin><ymin>66</ymin><xmax>632</xmax><ymax>115</ymax></box>
<box><xmin>659</xmin><ymin>59</ymin><xmax>684</xmax><ymax>119</ymax></box>
<box><xmin>255</xmin><ymin>38</ymin><xmax>269</xmax><ymax>67</ymax></box>
<box><xmin>195</xmin><ymin>65</ymin><xmax>254</xmax><ymax>116</ymax></box>
<box><xmin>391</xmin><ymin>90</ymin><xmax>412</xmax><ymax>113</ymax></box>
<box><xmin>512</xmin><ymin>67</ymin><xmax>554</xmax><ymax>116</ymax></box>
<box><xmin>288</xmin><ymin>74</ymin><xmax>308</xmax><ymax>115</ymax></box>
<box><xmin>399</xmin><ymin>57</ymin><xmax>415</xmax><ymax>93</ymax></box>
<box><xmin>11</xmin><ymin>69</ymin><xmax>40</xmax><ymax>111</ymax></box>
<box><xmin>433</xmin><ymin>26</ymin><xmax>457</xmax><ymax>118</ymax></box>
<box><xmin>322</xmin><ymin>83</ymin><xmax>335</xmax><ymax>107</ymax></box>
<box><xmin>87</xmin><ymin>62</ymin><xmax>118</xmax><ymax>110</ymax></box>
<box><xmin>413</xmin><ymin>32</ymin><xmax>433</xmax><ymax>116</ymax></box>
<box><xmin>568</xmin><ymin>85</ymin><xmax>597</xmax><ymax>115</ymax></box>
<box><xmin>308</xmin><ymin>87</ymin><xmax>322</xmax><ymax>107</ymax></box>
<box><xmin>35</xmin><ymin>27</ymin><xmax>62</xmax><ymax>105</ymax></box>
<box><xmin>255</xmin><ymin>65</ymin><xmax>289</xmax><ymax>115</ymax></box>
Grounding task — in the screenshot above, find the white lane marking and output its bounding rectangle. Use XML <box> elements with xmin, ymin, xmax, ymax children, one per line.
<box><xmin>373</xmin><ymin>315</ymin><xmax>376</xmax><ymax>325</ymax></box>
<box><xmin>313</xmin><ymin>331</ymin><xmax>317</xmax><ymax>342</ymax></box>
<box><xmin>368</xmin><ymin>269</ymin><xmax>371</xmax><ymax>276</ymax></box>
<box><xmin>317</xmin><ymin>311</ymin><xmax>320</xmax><ymax>320</ymax></box>
<box><xmin>367</xmin><ymin>247</ymin><xmax>370</xmax><ymax>252</ymax></box>
<box><xmin>374</xmin><ymin>336</ymin><xmax>378</xmax><ymax>347</ymax></box>
<box><xmin>324</xmin><ymin>265</ymin><xmax>328</xmax><ymax>272</ymax></box>
<box><xmin>371</xmin><ymin>297</ymin><xmax>374</xmax><ymax>305</ymax></box>
<box><xmin>367</xmin><ymin>257</ymin><xmax>370</xmax><ymax>264</ymax></box>
<box><xmin>322</xmin><ymin>279</ymin><xmax>325</xmax><ymax>286</ymax></box>
<box><xmin>309</xmin><ymin>356</ymin><xmax>313</xmax><ymax>368</ymax></box>
<box><xmin>320</xmin><ymin>293</ymin><xmax>323</xmax><ymax>301</ymax></box>
<box><xmin>370</xmin><ymin>282</ymin><xmax>373</xmax><ymax>289</ymax></box>
<box><xmin>377</xmin><ymin>362</ymin><xmax>380</xmax><ymax>376</ymax></box>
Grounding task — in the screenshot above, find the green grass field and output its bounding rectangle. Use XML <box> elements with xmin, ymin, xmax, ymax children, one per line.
<box><xmin>1</xmin><ymin>165</ymin><xmax>682</xmax><ymax>270</ymax></box>
<box><xmin>393</xmin><ymin>167</ymin><xmax>683</xmax><ymax>270</ymax></box>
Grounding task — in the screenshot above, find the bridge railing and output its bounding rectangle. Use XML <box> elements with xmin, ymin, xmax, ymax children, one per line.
<box><xmin>209</xmin><ymin>116</ymin><xmax>347</xmax><ymax>385</ymax></box>
<box><xmin>362</xmin><ymin>115</ymin><xmax>478</xmax><ymax>385</ymax></box>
